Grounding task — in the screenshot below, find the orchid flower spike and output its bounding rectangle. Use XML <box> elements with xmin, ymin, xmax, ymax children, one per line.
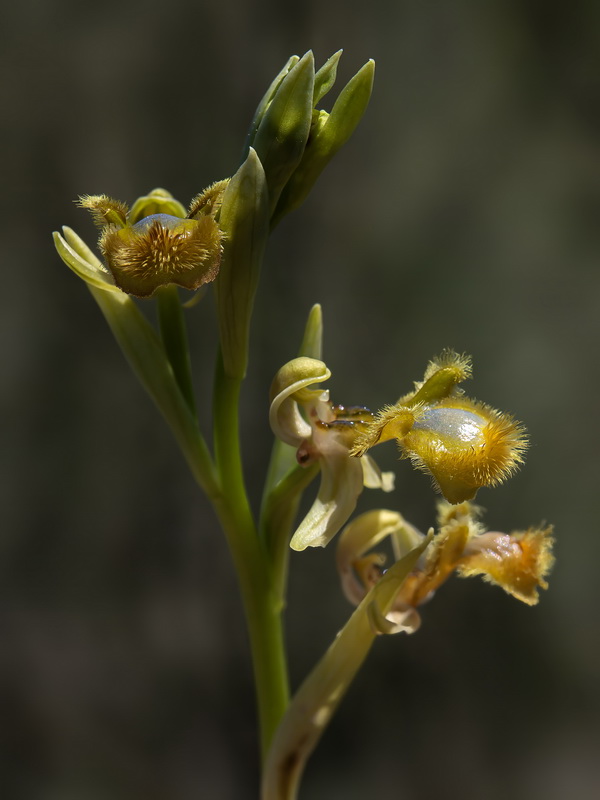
<box><xmin>269</xmin><ymin>357</ymin><xmax>394</xmax><ymax>550</ymax></box>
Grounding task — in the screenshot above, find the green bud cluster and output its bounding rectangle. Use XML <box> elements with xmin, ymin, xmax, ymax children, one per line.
<box><xmin>244</xmin><ymin>50</ymin><xmax>375</xmax><ymax>225</ymax></box>
<box><xmin>216</xmin><ymin>51</ymin><xmax>374</xmax><ymax>376</ymax></box>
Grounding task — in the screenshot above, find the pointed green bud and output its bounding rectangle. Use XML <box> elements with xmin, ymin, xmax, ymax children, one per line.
<box><xmin>215</xmin><ymin>147</ymin><xmax>270</xmax><ymax>378</ymax></box>
<box><xmin>252</xmin><ymin>51</ymin><xmax>315</xmax><ymax>214</ymax></box>
<box><xmin>313</xmin><ymin>49</ymin><xmax>342</xmax><ymax>105</ymax></box>
<box><xmin>298</xmin><ymin>303</ymin><xmax>323</xmax><ymax>360</ymax></box>
<box><xmin>128</xmin><ymin>188</ymin><xmax>187</xmax><ymax>224</ymax></box>
<box><xmin>272</xmin><ymin>59</ymin><xmax>375</xmax><ymax>225</ymax></box>
<box><xmin>244</xmin><ymin>54</ymin><xmax>300</xmax><ymax>153</ymax></box>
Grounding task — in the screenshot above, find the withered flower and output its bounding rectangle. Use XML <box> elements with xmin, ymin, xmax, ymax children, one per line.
<box><xmin>337</xmin><ymin>501</ymin><xmax>554</xmax><ymax>633</ymax></box>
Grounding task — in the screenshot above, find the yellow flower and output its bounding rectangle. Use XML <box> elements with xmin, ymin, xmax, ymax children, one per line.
<box><xmin>351</xmin><ymin>351</ymin><xmax>528</xmax><ymax>503</ymax></box>
<box><xmin>75</xmin><ymin>186</ymin><xmax>226</xmax><ymax>298</ymax></box>
<box><xmin>337</xmin><ymin>501</ymin><xmax>554</xmax><ymax>631</ymax></box>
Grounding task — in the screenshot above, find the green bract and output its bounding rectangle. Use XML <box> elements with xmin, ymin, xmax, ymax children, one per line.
<box><xmin>272</xmin><ymin>58</ymin><xmax>375</xmax><ymax>225</ymax></box>
<box><xmin>252</xmin><ymin>52</ymin><xmax>315</xmax><ymax>214</ymax></box>
<box><xmin>215</xmin><ymin>148</ymin><xmax>270</xmax><ymax>378</ymax></box>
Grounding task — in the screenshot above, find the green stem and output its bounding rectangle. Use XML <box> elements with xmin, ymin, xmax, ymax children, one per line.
<box><xmin>156</xmin><ymin>285</ymin><xmax>196</xmax><ymax>413</ymax></box>
<box><xmin>212</xmin><ymin>352</ymin><xmax>290</xmax><ymax>760</ymax></box>
<box><xmin>260</xmin><ymin>462</ymin><xmax>319</xmax><ymax>606</ymax></box>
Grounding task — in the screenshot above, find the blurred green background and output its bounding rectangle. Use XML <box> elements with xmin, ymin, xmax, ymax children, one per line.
<box><xmin>2</xmin><ymin>0</ymin><xmax>600</xmax><ymax>798</ymax></box>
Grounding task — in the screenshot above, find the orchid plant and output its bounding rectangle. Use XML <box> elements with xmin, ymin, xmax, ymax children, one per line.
<box><xmin>54</xmin><ymin>51</ymin><xmax>553</xmax><ymax>799</ymax></box>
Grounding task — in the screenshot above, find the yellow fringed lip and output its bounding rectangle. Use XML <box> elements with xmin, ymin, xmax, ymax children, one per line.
<box><xmin>76</xmin><ymin>189</ymin><xmax>226</xmax><ymax>298</ymax></box>
<box><xmin>403</xmin><ymin>396</ymin><xmax>528</xmax><ymax>503</ymax></box>
<box><xmin>100</xmin><ymin>213</ymin><xmax>223</xmax><ymax>297</ymax></box>
<box><xmin>350</xmin><ymin>351</ymin><xmax>528</xmax><ymax>504</ymax></box>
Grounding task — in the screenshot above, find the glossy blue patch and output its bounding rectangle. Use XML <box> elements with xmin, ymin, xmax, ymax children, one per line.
<box><xmin>413</xmin><ymin>407</ymin><xmax>484</xmax><ymax>444</ymax></box>
<box><xmin>132</xmin><ymin>213</ymin><xmax>183</xmax><ymax>233</ymax></box>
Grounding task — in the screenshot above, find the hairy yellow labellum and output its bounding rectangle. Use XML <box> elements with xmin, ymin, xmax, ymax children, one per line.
<box><xmin>350</xmin><ymin>352</ymin><xmax>527</xmax><ymax>504</ymax></box>
<box><xmin>337</xmin><ymin>501</ymin><xmax>554</xmax><ymax>633</ymax></box>
<box><xmin>76</xmin><ymin>188</ymin><xmax>226</xmax><ymax>297</ymax></box>
<box><xmin>404</xmin><ymin>397</ymin><xmax>527</xmax><ymax>503</ymax></box>
<box><xmin>459</xmin><ymin>526</ymin><xmax>555</xmax><ymax>605</ymax></box>
<box><xmin>101</xmin><ymin>213</ymin><xmax>223</xmax><ymax>297</ymax></box>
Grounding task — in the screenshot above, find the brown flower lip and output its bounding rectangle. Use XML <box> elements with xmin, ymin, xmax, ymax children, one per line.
<box><xmin>100</xmin><ymin>212</ymin><xmax>223</xmax><ymax>297</ymax></box>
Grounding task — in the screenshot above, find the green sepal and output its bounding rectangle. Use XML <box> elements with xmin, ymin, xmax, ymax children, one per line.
<box><xmin>214</xmin><ymin>147</ymin><xmax>270</xmax><ymax>378</ymax></box>
<box><xmin>313</xmin><ymin>49</ymin><xmax>342</xmax><ymax>105</ymax></box>
<box><xmin>407</xmin><ymin>367</ymin><xmax>465</xmax><ymax>407</ymax></box>
<box><xmin>298</xmin><ymin>302</ymin><xmax>323</xmax><ymax>361</ymax></box>
<box><xmin>128</xmin><ymin>189</ymin><xmax>187</xmax><ymax>224</ymax></box>
<box><xmin>272</xmin><ymin>59</ymin><xmax>375</xmax><ymax>225</ymax></box>
<box><xmin>252</xmin><ymin>51</ymin><xmax>315</xmax><ymax>214</ymax></box>
<box><xmin>53</xmin><ymin>227</ymin><xmax>120</xmax><ymax>293</ymax></box>
<box><xmin>261</xmin><ymin>531</ymin><xmax>432</xmax><ymax>800</ymax></box>
<box><xmin>244</xmin><ymin>54</ymin><xmax>300</xmax><ymax>155</ymax></box>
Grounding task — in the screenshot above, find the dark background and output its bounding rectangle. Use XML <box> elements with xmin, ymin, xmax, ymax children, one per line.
<box><xmin>2</xmin><ymin>1</ymin><xmax>600</xmax><ymax>798</ymax></box>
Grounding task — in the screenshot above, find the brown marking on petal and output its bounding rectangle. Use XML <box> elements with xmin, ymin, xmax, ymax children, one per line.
<box><xmin>102</xmin><ymin>215</ymin><xmax>224</xmax><ymax>297</ymax></box>
<box><xmin>458</xmin><ymin>526</ymin><xmax>555</xmax><ymax>604</ymax></box>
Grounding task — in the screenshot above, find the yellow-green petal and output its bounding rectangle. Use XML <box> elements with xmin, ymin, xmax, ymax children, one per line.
<box><xmin>53</xmin><ymin>229</ymin><xmax>121</xmax><ymax>293</ymax></box>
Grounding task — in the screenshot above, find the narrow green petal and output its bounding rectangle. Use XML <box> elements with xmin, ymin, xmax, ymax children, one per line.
<box><xmin>244</xmin><ymin>54</ymin><xmax>300</xmax><ymax>154</ymax></box>
<box><xmin>272</xmin><ymin>59</ymin><xmax>375</xmax><ymax>223</ymax></box>
<box><xmin>298</xmin><ymin>303</ymin><xmax>323</xmax><ymax>360</ymax></box>
<box><xmin>320</xmin><ymin>59</ymin><xmax>375</xmax><ymax>153</ymax></box>
<box><xmin>61</xmin><ymin>226</ymin><xmax>106</xmax><ymax>270</ymax></box>
<box><xmin>252</xmin><ymin>51</ymin><xmax>315</xmax><ymax>213</ymax></box>
<box><xmin>313</xmin><ymin>50</ymin><xmax>342</xmax><ymax>105</ymax></box>
<box><xmin>53</xmin><ymin>230</ymin><xmax>121</xmax><ymax>292</ymax></box>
